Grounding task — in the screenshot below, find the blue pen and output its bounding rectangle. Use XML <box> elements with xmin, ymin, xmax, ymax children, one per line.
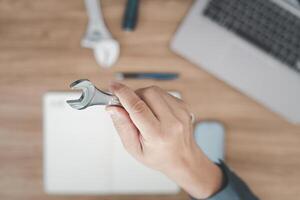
<box><xmin>115</xmin><ymin>72</ymin><xmax>179</xmax><ymax>80</ymax></box>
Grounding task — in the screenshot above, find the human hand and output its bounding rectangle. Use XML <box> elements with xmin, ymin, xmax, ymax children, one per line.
<box><xmin>106</xmin><ymin>82</ymin><xmax>222</xmax><ymax>199</ymax></box>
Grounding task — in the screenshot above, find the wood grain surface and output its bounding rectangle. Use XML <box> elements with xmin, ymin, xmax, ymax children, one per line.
<box><xmin>0</xmin><ymin>0</ymin><xmax>299</xmax><ymax>200</ymax></box>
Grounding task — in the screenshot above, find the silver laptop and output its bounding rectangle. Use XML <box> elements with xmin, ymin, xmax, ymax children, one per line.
<box><xmin>171</xmin><ymin>0</ymin><xmax>300</xmax><ymax>124</ymax></box>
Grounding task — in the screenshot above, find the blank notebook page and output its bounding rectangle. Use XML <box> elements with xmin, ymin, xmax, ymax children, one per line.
<box><xmin>43</xmin><ymin>92</ymin><xmax>179</xmax><ymax>194</ymax></box>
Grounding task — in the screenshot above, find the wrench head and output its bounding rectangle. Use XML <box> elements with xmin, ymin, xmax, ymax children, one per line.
<box><xmin>66</xmin><ymin>79</ymin><xmax>95</xmax><ymax>110</ymax></box>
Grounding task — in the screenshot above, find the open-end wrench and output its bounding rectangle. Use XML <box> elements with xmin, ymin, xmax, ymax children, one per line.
<box><xmin>66</xmin><ymin>79</ymin><xmax>120</xmax><ymax>110</ymax></box>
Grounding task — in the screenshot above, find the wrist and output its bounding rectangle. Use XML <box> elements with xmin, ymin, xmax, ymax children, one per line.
<box><xmin>165</xmin><ymin>147</ymin><xmax>223</xmax><ymax>199</ymax></box>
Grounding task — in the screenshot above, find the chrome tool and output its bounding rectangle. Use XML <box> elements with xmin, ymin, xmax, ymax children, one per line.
<box><xmin>82</xmin><ymin>0</ymin><xmax>120</xmax><ymax>68</ymax></box>
<box><xmin>66</xmin><ymin>79</ymin><xmax>120</xmax><ymax>110</ymax></box>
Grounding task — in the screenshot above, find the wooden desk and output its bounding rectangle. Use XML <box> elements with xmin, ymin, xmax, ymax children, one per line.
<box><xmin>0</xmin><ymin>0</ymin><xmax>299</xmax><ymax>199</ymax></box>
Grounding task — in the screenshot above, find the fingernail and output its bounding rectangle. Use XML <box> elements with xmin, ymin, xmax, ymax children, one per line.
<box><xmin>106</xmin><ymin>107</ymin><xmax>121</xmax><ymax>120</ymax></box>
<box><xmin>109</xmin><ymin>81</ymin><xmax>123</xmax><ymax>92</ymax></box>
<box><xmin>107</xmin><ymin>109</ymin><xmax>115</xmax><ymax>116</ymax></box>
<box><xmin>106</xmin><ymin>107</ymin><xmax>116</xmax><ymax>115</ymax></box>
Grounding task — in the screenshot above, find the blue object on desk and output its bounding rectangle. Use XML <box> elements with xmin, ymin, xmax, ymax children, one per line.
<box><xmin>115</xmin><ymin>72</ymin><xmax>179</xmax><ymax>81</ymax></box>
<box><xmin>122</xmin><ymin>0</ymin><xmax>139</xmax><ymax>31</ymax></box>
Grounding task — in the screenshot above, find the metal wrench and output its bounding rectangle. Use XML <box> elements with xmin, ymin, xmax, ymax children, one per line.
<box><xmin>81</xmin><ymin>0</ymin><xmax>120</xmax><ymax>68</ymax></box>
<box><xmin>66</xmin><ymin>79</ymin><xmax>120</xmax><ymax>110</ymax></box>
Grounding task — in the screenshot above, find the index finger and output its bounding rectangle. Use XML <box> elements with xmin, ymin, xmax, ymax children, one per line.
<box><xmin>110</xmin><ymin>82</ymin><xmax>159</xmax><ymax>134</ymax></box>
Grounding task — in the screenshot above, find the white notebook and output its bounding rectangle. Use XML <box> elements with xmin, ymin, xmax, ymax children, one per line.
<box><xmin>43</xmin><ymin>92</ymin><xmax>180</xmax><ymax>195</ymax></box>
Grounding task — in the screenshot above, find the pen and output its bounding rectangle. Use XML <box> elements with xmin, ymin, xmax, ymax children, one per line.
<box><xmin>115</xmin><ymin>72</ymin><xmax>179</xmax><ymax>81</ymax></box>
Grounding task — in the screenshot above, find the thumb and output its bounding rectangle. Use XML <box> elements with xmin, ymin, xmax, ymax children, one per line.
<box><xmin>106</xmin><ymin>106</ymin><xmax>142</xmax><ymax>158</ymax></box>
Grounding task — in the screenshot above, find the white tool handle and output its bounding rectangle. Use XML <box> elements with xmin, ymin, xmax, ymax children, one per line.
<box><xmin>82</xmin><ymin>0</ymin><xmax>112</xmax><ymax>48</ymax></box>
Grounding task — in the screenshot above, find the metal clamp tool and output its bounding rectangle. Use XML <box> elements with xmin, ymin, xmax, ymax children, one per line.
<box><xmin>66</xmin><ymin>79</ymin><xmax>120</xmax><ymax>110</ymax></box>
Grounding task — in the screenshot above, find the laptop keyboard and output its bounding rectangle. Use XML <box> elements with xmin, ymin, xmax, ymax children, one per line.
<box><xmin>203</xmin><ymin>0</ymin><xmax>300</xmax><ymax>73</ymax></box>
